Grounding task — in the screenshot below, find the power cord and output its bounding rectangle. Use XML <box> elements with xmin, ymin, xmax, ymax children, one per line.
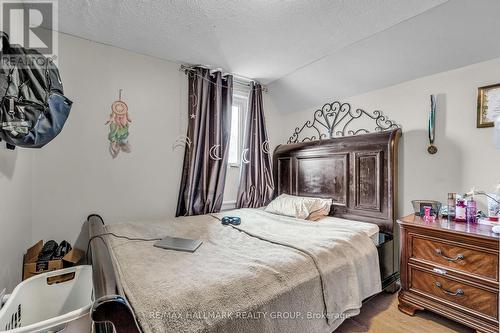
<box><xmin>86</xmin><ymin>232</ymin><xmax>162</xmax><ymax>263</ymax></box>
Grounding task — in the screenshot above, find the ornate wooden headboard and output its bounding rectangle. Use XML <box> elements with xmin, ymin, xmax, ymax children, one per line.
<box><xmin>273</xmin><ymin>129</ymin><xmax>401</xmax><ymax>234</ymax></box>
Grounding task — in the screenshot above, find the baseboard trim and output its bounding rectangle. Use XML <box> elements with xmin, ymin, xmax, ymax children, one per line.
<box><xmin>221</xmin><ymin>200</ymin><xmax>236</xmax><ymax>211</ymax></box>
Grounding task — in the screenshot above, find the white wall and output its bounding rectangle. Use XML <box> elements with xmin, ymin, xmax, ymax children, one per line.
<box><xmin>267</xmin><ymin>57</ymin><xmax>500</xmax><ymax>216</ymax></box>
<box><xmin>31</xmin><ymin>33</ymin><xmax>246</xmax><ymax>243</ymax></box>
<box><xmin>0</xmin><ymin>149</ymin><xmax>33</xmax><ymax>291</ymax></box>
<box><xmin>30</xmin><ymin>33</ymin><xmax>191</xmax><ymax>243</ymax></box>
<box><xmin>2</xmin><ymin>33</ymin><xmax>250</xmax><ymax>290</ymax></box>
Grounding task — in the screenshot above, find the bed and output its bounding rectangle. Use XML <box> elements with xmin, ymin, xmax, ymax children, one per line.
<box><xmin>87</xmin><ymin>129</ymin><xmax>402</xmax><ymax>333</ymax></box>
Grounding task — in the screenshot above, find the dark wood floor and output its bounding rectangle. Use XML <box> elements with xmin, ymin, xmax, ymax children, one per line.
<box><xmin>336</xmin><ymin>292</ymin><xmax>474</xmax><ymax>333</ymax></box>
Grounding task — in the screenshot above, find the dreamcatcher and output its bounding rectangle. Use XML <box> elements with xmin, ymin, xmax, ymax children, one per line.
<box><xmin>106</xmin><ymin>89</ymin><xmax>131</xmax><ymax>159</ymax></box>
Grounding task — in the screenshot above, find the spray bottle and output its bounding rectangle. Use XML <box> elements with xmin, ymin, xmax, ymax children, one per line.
<box><xmin>466</xmin><ymin>190</ymin><xmax>477</xmax><ymax>224</ymax></box>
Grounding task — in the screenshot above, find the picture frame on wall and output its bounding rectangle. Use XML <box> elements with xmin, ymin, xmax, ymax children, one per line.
<box><xmin>477</xmin><ymin>83</ymin><xmax>500</xmax><ymax>128</ymax></box>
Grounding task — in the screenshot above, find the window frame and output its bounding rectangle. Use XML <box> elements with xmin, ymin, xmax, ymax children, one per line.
<box><xmin>228</xmin><ymin>94</ymin><xmax>248</xmax><ymax>167</ymax></box>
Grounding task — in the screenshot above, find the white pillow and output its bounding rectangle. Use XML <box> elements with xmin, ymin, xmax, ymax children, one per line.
<box><xmin>265</xmin><ymin>194</ymin><xmax>333</xmax><ymax>220</ymax></box>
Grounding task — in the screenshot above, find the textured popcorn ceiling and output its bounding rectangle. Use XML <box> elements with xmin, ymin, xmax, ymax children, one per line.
<box><xmin>57</xmin><ymin>0</ymin><xmax>500</xmax><ymax>113</ymax></box>
<box><xmin>268</xmin><ymin>0</ymin><xmax>500</xmax><ymax>112</ymax></box>
<box><xmin>57</xmin><ymin>0</ymin><xmax>447</xmax><ymax>83</ymax></box>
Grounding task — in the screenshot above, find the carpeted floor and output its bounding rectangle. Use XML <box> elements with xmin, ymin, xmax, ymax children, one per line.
<box><xmin>336</xmin><ymin>292</ymin><xmax>474</xmax><ymax>333</ymax></box>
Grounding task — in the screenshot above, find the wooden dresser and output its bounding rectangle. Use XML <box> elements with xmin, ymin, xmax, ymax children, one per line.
<box><xmin>398</xmin><ymin>214</ymin><xmax>499</xmax><ymax>333</ymax></box>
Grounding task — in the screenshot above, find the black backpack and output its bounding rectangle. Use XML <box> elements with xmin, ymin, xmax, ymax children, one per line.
<box><xmin>0</xmin><ymin>32</ymin><xmax>72</xmax><ymax>149</ymax></box>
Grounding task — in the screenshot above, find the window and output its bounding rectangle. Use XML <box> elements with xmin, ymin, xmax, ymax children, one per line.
<box><xmin>228</xmin><ymin>95</ymin><xmax>247</xmax><ymax>166</ymax></box>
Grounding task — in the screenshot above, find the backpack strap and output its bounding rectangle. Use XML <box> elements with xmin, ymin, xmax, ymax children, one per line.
<box><xmin>0</xmin><ymin>32</ymin><xmax>9</xmax><ymax>51</ymax></box>
<box><xmin>45</xmin><ymin>61</ymin><xmax>51</xmax><ymax>99</ymax></box>
<box><xmin>0</xmin><ymin>138</ymin><xmax>16</xmax><ymax>150</ymax></box>
<box><xmin>3</xmin><ymin>67</ymin><xmax>15</xmax><ymax>97</ymax></box>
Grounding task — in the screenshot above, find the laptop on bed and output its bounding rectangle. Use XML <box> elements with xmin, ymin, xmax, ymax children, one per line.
<box><xmin>154</xmin><ymin>236</ymin><xmax>203</xmax><ymax>253</ymax></box>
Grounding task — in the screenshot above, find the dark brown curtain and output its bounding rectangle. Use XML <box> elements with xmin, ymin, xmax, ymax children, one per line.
<box><xmin>176</xmin><ymin>68</ymin><xmax>233</xmax><ymax>216</ymax></box>
<box><xmin>236</xmin><ymin>82</ymin><xmax>274</xmax><ymax>208</ymax></box>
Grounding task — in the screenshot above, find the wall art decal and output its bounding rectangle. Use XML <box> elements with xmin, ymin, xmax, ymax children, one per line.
<box><xmin>106</xmin><ymin>89</ymin><xmax>131</xmax><ymax>158</ymax></box>
<box><xmin>241</xmin><ymin>148</ymin><xmax>250</xmax><ymax>164</ymax></box>
<box><xmin>261</xmin><ymin>140</ymin><xmax>270</xmax><ymax>154</ymax></box>
<box><xmin>172</xmin><ymin>135</ymin><xmax>191</xmax><ymax>151</ymax></box>
<box><xmin>209</xmin><ymin>144</ymin><xmax>223</xmax><ymax>160</ymax></box>
<box><xmin>172</xmin><ymin>72</ymin><xmax>193</xmax><ymax>152</ymax></box>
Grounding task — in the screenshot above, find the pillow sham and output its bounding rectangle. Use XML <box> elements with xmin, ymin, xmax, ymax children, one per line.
<box><xmin>264</xmin><ymin>194</ymin><xmax>332</xmax><ymax>220</ymax></box>
<box><xmin>306</xmin><ymin>205</ymin><xmax>332</xmax><ymax>221</ymax></box>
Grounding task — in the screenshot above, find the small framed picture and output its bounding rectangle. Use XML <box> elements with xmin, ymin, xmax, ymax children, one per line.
<box><xmin>477</xmin><ymin>83</ymin><xmax>500</xmax><ymax>128</ymax></box>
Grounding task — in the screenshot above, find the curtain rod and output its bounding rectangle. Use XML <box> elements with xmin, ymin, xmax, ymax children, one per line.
<box><xmin>179</xmin><ymin>64</ymin><xmax>268</xmax><ymax>92</ymax></box>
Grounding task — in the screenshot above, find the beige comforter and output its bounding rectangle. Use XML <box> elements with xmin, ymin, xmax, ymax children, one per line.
<box><xmin>104</xmin><ymin>209</ymin><xmax>381</xmax><ymax>333</ymax></box>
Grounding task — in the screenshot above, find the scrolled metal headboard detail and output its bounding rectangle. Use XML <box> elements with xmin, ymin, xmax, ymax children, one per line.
<box><xmin>287</xmin><ymin>101</ymin><xmax>401</xmax><ymax>144</ymax></box>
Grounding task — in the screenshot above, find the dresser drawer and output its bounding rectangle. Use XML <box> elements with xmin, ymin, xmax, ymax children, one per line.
<box><xmin>410</xmin><ymin>267</ymin><xmax>498</xmax><ymax>319</ymax></box>
<box><xmin>412</xmin><ymin>236</ymin><xmax>498</xmax><ymax>281</ymax></box>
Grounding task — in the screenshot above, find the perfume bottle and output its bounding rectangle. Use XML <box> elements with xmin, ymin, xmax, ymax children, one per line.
<box><xmin>466</xmin><ymin>198</ymin><xmax>477</xmax><ymax>224</ymax></box>
<box><xmin>447</xmin><ymin>193</ymin><xmax>456</xmax><ymax>220</ymax></box>
<box><xmin>455</xmin><ymin>199</ymin><xmax>466</xmax><ymax>222</ymax></box>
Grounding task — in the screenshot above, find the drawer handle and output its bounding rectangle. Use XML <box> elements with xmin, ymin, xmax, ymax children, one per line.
<box><xmin>434</xmin><ymin>249</ymin><xmax>464</xmax><ymax>262</ymax></box>
<box><xmin>434</xmin><ymin>282</ymin><xmax>464</xmax><ymax>296</ymax></box>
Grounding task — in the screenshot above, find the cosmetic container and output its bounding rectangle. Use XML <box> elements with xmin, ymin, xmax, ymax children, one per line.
<box><xmin>466</xmin><ymin>198</ymin><xmax>477</xmax><ymax>224</ymax></box>
<box><xmin>455</xmin><ymin>199</ymin><xmax>466</xmax><ymax>222</ymax></box>
<box><xmin>447</xmin><ymin>192</ymin><xmax>456</xmax><ymax>220</ymax></box>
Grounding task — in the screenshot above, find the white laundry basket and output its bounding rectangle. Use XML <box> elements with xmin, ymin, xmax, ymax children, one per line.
<box><xmin>0</xmin><ymin>265</ymin><xmax>93</xmax><ymax>333</ymax></box>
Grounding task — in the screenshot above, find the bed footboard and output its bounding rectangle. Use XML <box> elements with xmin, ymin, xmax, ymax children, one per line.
<box><xmin>88</xmin><ymin>214</ymin><xmax>141</xmax><ymax>333</ymax></box>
